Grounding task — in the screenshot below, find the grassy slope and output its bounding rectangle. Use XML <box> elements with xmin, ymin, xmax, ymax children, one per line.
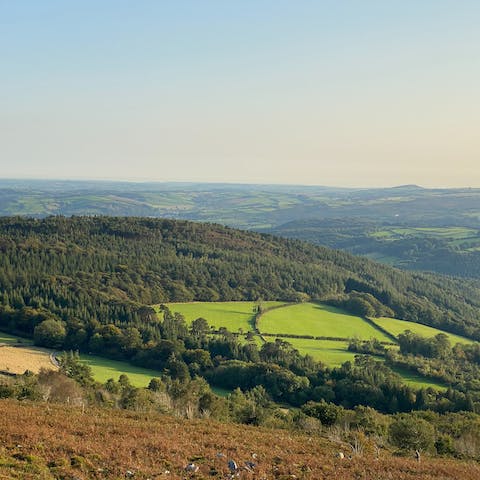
<box><xmin>162</xmin><ymin>301</ymin><xmax>287</xmax><ymax>332</ymax></box>
<box><xmin>1</xmin><ymin>399</ymin><xmax>479</xmax><ymax>480</ymax></box>
<box><xmin>389</xmin><ymin>366</ymin><xmax>447</xmax><ymax>391</ymax></box>
<box><xmin>371</xmin><ymin>317</ymin><xmax>476</xmax><ymax>345</ymax></box>
<box><xmin>79</xmin><ymin>355</ymin><xmax>161</xmax><ymax>387</ymax></box>
<box><xmin>275</xmin><ymin>338</ymin><xmax>354</xmax><ymax>366</ymax></box>
<box><xmin>259</xmin><ymin>302</ymin><xmax>392</xmax><ymax>342</ymax></box>
<box><xmin>0</xmin><ymin>331</ymin><xmax>32</xmax><ymax>345</ymax></box>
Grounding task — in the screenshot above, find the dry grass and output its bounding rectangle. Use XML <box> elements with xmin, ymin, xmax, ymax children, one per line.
<box><xmin>0</xmin><ymin>345</ymin><xmax>57</xmax><ymax>375</ymax></box>
<box><xmin>0</xmin><ymin>399</ymin><xmax>479</xmax><ymax>479</ymax></box>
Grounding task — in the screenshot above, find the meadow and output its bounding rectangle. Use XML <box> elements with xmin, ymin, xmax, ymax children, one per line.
<box><xmin>164</xmin><ymin>301</ymin><xmax>460</xmax><ymax>390</ymax></box>
<box><xmin>161</xmin><ymin>301</ymin><xmax>287</xmax><ymax>332</ymax></box>
<box><xmin>371</xmin><ymin>317</ymin><xmax>475</xmax><ymax>345</ymax></box>
<box><xmin>272</xmin><ymin>338</ymin><xmax>354</xmax><ymax>366</ymax></box>
<box><xmin>258</xmin><ymin>302</ymin><xmax>392</xmax><ymax>341</ymax></box>
<box><xmin>79</xmin><ymin>355</ymin><xmax>161</xmax><ymax>387</ymax></box>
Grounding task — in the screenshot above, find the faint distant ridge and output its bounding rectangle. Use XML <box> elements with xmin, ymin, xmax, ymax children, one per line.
<box><xmin>390</xmin><ymin>184</ymin><xmax>425</xmax><ymax>190</ymax></box>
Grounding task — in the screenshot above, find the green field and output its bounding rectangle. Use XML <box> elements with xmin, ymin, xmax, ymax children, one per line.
<box><xmin>160</xmin><ymin>301</ymin><xmax>288</xmax><ymax>332</ymax></box>
<box><xmin>389</xmin><ymin>366</ymin><xmax>447</xmax><ymax>391</ymax></box>
<box><xmin>258</xmin><ymin>302</ymin><xmax>392</xmax><ymax>342</ymax></box>
<box><xmin>371</xmin><ymin>317</ymin><xmax>476</xmax><ymax>346</ymax></box>
<box><xmin>273</xmin><ymin>338</ymin><xmax>355</xmax><ymax>366</ymax></box>
<box><xmin>0</xmin><ymin>331</ymin><xmax>32</xmax><ymax>345</ymax></box>
<box><xmin>369</xmin><ymin>226</ymin><xmax>480</xmax><ymax>248</ymax></box>
<box><xmin>266</xmin><ymin>337</ymin><xmax>445</xmax><ymax>390</ymax></box>
<box><xmin>79</xmin><ymin>354</ymin><xmax>162</xmax><ymax>387</ymax></box>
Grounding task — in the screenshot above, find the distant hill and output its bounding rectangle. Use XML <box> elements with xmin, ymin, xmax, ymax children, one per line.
<box><xmin>1</xmin><ymin>179</ymin><xmax>479</xmax><ymax>278</ymax></box>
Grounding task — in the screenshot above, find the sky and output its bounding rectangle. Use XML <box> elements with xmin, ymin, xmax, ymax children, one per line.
<box><xmin>1</xmin><ymin>0</ymin><xmax>479</xmax><ymax>187</ymax></box>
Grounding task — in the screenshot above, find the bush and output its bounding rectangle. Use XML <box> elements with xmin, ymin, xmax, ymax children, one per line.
<box><xmin>389</xmin><ymin>415</ymin><xmax>435</xmax><ymax>452</ymax></box>
<box><xmin>301</xmin><ymin>400</ymin><xmax>343</xmax><ymax>426</ymax></box>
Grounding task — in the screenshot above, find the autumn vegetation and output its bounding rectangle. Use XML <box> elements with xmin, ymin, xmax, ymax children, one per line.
<box><xmin>2</xmin><ymin>397</ymin><xmax>480</xmax><ymax>480</ymax></box>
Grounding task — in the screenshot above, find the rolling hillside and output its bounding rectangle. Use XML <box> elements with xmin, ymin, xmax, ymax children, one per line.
<box><xmin>161</xmin><ymin>300</ymin><xmax>462</xmax><ymax>389</ymax></box>
<box><xmin>1</xmin><ymin>216</ymin><xmax>480</xmax><ymax>345</ymax></box>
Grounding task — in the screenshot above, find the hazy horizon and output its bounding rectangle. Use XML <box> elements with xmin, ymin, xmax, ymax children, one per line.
<box><xmin>1</xmin><ymin>175</ymin><xmax>477</xmax><ymax>190</ymax></box>
<box><xmin>2</xmin><ymin>1</ymin><xmax>479</xmax><ymax>187</ymax></box>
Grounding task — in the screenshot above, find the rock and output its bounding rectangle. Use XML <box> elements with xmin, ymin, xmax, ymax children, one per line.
<box><xmin>185</xmin><ymin>463</ymin><xmax>199</xmax><ymax>473</ymax></box>
<box><xmin>336</xmin><ymin>452</ymin><xmax>345</xmax><ymax>459</ymax></box>
<box><xmin>228</xmin><ymin>459</ymin><xmax>238</xmax><ymax>472</ymax></box>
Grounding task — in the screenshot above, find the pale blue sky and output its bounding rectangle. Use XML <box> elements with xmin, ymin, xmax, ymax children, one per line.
<box><xmin>1</xmin><ymin>1</ymin><xmax>479</xmax><ymax>187</ymax></box>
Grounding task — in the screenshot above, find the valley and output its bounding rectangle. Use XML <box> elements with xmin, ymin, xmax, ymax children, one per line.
<box><xmin>2</xmin><ymin>216</ymin><xmax>480</xmax><ymax>468</ymax></box>
<box><xmin>2</xmin><ymin>180</ymin><xmax>480</xmax><ymax>278</ymax></box>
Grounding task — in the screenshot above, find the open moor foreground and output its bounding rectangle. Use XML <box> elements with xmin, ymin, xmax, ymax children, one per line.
<box><xmin>0</xmin><ymin>399</ymin><xmax>479</xmax><ymax>480</ymax></box>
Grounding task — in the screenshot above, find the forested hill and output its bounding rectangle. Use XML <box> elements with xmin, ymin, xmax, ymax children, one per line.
<box><xmin>1</xmin><ymin>216</ymin><xmax>480</xmax><ymax>341</ymax></box>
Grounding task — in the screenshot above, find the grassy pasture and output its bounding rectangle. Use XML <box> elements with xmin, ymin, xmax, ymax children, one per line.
<box><xmin>389</xmin><ymin>366</ymin><xmax>447</xmax><ymax>391</ymax></box>
<box><xmin>79</xmin><ymin>355</ymin><xmax>162</xmax><ymax>387</ymax></box>
<box><xmin>273</xmin><ymin>338</ymin><xmax>355</xmax><ymax>366</ymax></box>
<box><xmin>370</xmin><ymin>226</ymin><xmax>479</xmax><ymax>246</ymax></box>
<box><xmin>258</xmin><ymin>302</ymin><xmax>392</xmax><ymax>342</ymax></box>
<box><xmin>0</xmin><ymin>331</ymin><xmax>32</xmax><ymax>345</ymax></box>
<box><xmin>161</xmin><ymin>301</ymin><xmax>287</xmax><ymax>332</ymax></box>
<box><xmin>371</xmin><ymin>317</ymin><xmax>475</xmax><ymax>345</ymax></box>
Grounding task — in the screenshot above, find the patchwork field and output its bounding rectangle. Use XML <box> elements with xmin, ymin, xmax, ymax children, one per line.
<box><xmin>161</xmin><ymin>301</ymin><xmax>287</xmax><ymax>332</ymax></box>
<box><xmin>3</xmin><ymin>298</ymin><xmax>467</xmax><ymax>392</ymax></box>
<box><xmin>371</xmin><ymin>317</ymin><xmax>475</xmax><ymax>345</ymax></box>
<box><xmin>0</xmin><ymin>345</ymin><xmax>56</xmax><ymax>374</ymax></box>
<box><xmin>258</xmin><ymin>302</ymin><xmax>392</xmax><ymax>341</ymax></box>
<box><xmin>370</xmin><ymin>226</ymin><xmax>479</xmax><ymax>241</ymax></box>
<box><xmin>0</xmin><ymin>330</ymin><xmax>162</xmax><ymax>387</ymax></box>
<box><xmin>161</xmin><ymin>301</ymin><xmax>459</xmax><ymax>390</ymax></box>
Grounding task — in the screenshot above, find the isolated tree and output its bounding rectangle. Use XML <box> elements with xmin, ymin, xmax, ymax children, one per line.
<box><xmin>190</xmin><ymin>317</ymin><xmax>210</xmax><ymax>338</ymax></box>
